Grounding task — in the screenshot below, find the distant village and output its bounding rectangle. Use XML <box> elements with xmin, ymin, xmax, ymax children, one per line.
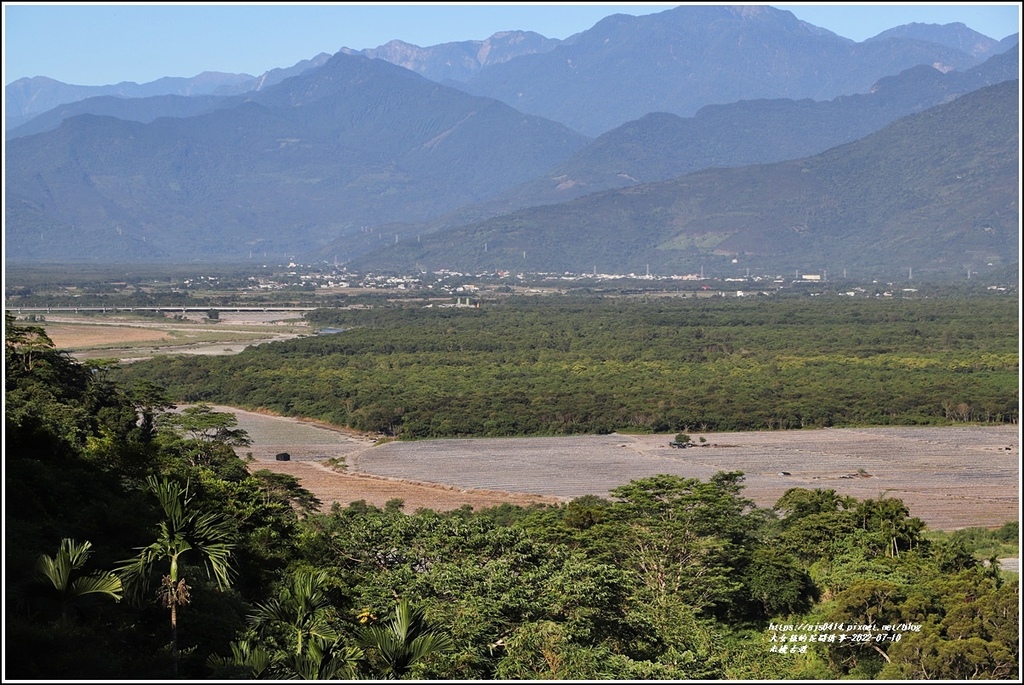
<box><xmin>6</xmin><ymin>261</ymin><xmax>1013</xmax><ymax>315</ymax></box>
<box><xmin>240</xmin><ymin>263</ymin><xmax>1009</xmax><ymax>300</ymax></box>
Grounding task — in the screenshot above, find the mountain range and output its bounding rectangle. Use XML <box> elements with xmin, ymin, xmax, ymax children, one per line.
<box><xmin>6</xmin><ymin>6</ymin><xmax>1011</xmax><ymax>140</ymax></box>
<box><xmin>453</xmin><ymin>5</ymin><xmax>1006</xmax><ymax>136</ymax></box>
<box><xmin>5</xmin><ymin>53</ymin><xmax>587</xmax><ymax>262</ymax></box>
<box><xmin>350</xmin><ymin>79</ymin><xmax>1018</xmax><ymax>280</ymax></box>
<box><xmin>4</xmin><ymin>4</ymin><xmax>1019</xmax><ymax>279</ymax></box>
<box><xmin>4</xmin><ymin>54</ymin><xmax>334</xmax><ymax>132</ymax></box>
<box><xmin>410</xmin><ymin>44</ymin><xmax>1019</xmax><ymax>231</ymax></box>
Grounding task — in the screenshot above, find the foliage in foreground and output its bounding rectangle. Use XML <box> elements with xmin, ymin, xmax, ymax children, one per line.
<box><xmin>4</xmin><ymin>312</ymin><xmax>1019</xmax><ymax>680</ymax></box>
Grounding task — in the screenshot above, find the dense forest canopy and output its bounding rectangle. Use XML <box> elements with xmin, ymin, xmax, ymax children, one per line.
<box><xmin>116</xmin><ymin>294</ymin><xmax>1019</xmax><ymax>438</ymax></box>
<box><xmin>4</xmin><ymin>294</ymin><xmax>1020</xmax><ymax>679</ymax></box>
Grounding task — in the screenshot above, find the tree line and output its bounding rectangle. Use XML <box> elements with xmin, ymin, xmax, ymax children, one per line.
<box><xmin>115</xmin><ymin>294</ymin><xmax>1018</xmax><ymax>437</ymax></box>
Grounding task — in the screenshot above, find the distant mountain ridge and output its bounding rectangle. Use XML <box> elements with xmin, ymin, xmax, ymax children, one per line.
<box><xmin>4</xmin><ymin>54</ymin><xmax>332</xmax><ymax>131</ymax></box>
<box><xmin>5</xmin><ymin>52</ymin><xmax>588</xmax><ymax>262</ymax></box>
<box><xmin>6</xmin><ymin>5</ymin><xmax>1013</xmax><ymax>138</ymax></box>
<box><xmin>455</xmin><ymin>4</ymin><xmax>999</xmax><ymax>135</ymax></box>
<box><xmin>6</xmin><ymin>93</ymin><xmax>230</xmax><ymax>140</ymax></box>
<box><xmin>868</xmin><ymin>21</ymin><xmax>1006</xmax><ymax>57</ymax></box>
<box><xmin>340</xmin><ymin>30</ymin><xmax>563</xmax><ymax>84</ymax></box>
<box><xmin>409</xmin><ymin>44</ymin><xmax>1020</xmax><ymax>230</ymax></box>
<box><xmin>349</xmin><ymin>80</ymin><xmax>1019</xmax><ymax>280</ymax></box>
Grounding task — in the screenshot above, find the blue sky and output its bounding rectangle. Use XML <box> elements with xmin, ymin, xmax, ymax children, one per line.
<box><xmin>4</xmin><ymin>3</ymin><xmax>1021</xmax><ymax>86</ymax></box>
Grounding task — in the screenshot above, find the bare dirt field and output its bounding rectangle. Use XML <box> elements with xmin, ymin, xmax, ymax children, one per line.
<box><xmin>221</xmin><ymin>407</ymin><xmax>560</xmax><ymax>512</ymax></box>
<box><xmin>36</xmin><ymin>312</ymin><xmax>309</xmax><ymax>361</ymax></box>
<box><xmin>45</xmin><ymin>322</ymin><xmax>174</xmax><ymax>348</ymax></box>
<box><xmin>221</xmin><ymin>406</ymin><xmax>1019</xmax><ymax>530</ymax></box>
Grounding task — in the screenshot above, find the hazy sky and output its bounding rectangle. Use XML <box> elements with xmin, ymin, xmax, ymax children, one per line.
<box><xmin>4</xmin><ymin>3</ymin><xmax>1021</xmax><ymax>86</ymax></box>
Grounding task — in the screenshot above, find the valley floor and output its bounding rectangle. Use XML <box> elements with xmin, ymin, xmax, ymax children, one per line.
<box><xmin>221</xmin><ymin>406</ymin><xmax>1019</xmax><ymax>531</ymax></box>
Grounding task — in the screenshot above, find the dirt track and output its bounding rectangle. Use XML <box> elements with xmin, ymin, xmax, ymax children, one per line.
<box><xmin>221</xmin><ymin>406</ymin><xmax>1019</xmax><ymax>531</ymax></box>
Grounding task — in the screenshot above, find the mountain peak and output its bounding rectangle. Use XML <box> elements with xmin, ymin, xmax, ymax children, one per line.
<box><xmin>869</xmin><ymin>21</ymin><xmax>1000</xmax><ymax>57</ymax></box>
<box><xmin>727</xmin><ymin>5</ymin><xmax>772</xmax><ymax>19</ymax></box>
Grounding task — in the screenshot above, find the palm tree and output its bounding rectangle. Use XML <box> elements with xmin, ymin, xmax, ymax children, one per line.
<box><xmin>281</xmin><ymin>637</ymin><xmax>362</xmax><ymax>680</ymax></box>
<box><xmin>358</xmin><ymin>598</ymin><xmax>454</xmax><ymax>679</ymax></box>
<box><xmin>248</xmin><ymin>569</ymin><xmax>362</xmax><ymax>679</ymax></box>
<box><xmin>206</xmin><ymin>639</ymin><xmax>275</xmax><ymax>679</ymax></box>
<box><xmin>856</xmin><ymin>491</ymin><xmax>924</xmax><ymax>558</ymax></box>
<box><xmin>209</xmin><ymin>635</ymin><xmax>361</xmax><ymax>680</ymax></box>
<box><xmin>249</xmin><ymin>569</ymin><xmax>340</xmax><ymax>657</ymax></box>
<box><xmin>33</xmin><ymin>538</ymin><xmax>122</xmax><ymax>622</ymax></box>
<box><xmin>117</xmin><ymin>475</ymin><xmax>235</xmax><ymax>674</ymax></box>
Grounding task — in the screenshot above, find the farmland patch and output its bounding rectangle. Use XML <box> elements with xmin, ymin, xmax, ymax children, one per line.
<box><xmin>33</xmin><ymin>312</ymin><xmax>309</xmax><ymax>361</ymax></box>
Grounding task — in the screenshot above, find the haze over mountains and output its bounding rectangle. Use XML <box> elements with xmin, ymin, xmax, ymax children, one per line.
<box><xmin>417</xmin><ymin>44</ymin><xmax>1019</xmax><ymax>229</ymax></box>
<box><xmin>6</xmin><ymin>54</ymin><xmax>588</xmax><ymax>262</ymax></box>
<box><xmin>453</xmin><ymin>5</ymin><xmax>1006</xmax><ymax>136</ymax></box>
<box><xmin>351</xmin><ymin>80</ymin><xmax>1018</xmax><ymax>279</ymax></box>
<box><xmin>4</xmin><ymin>54</ymin><xmax>334</xmax><ymax>132</ymax></box>
<box><xmin>4</xmin><ymin>4</ymin><xmax>1019</xmax><ymax>279</ymax></box>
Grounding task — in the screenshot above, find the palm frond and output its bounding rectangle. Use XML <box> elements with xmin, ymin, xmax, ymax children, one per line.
<box><xmin>250</xmin><ymin>570</ymin><xmax>341</xmax><ymax>655</ymax></box>
<box><xmin>34</xmin><ymin>552</ymin><xmax>68</xmax><ymax>593</ymax></box>
<box><xmin>284</xmin><ymin>637</ymin><xmax>361</xmax><ymax>680</ymax></box>
<box><xmin>358</xmin><ymin>598</ymin><xmax>453</xmax><ymax>678</ymax></box>
<box><xmin>31</xmin><ymin>538</ymin><xmax>123</xmax><ymax>611</ymax></box>
<box><xmin>35</xmin><ymin>538</ymin><xmax>93</xmax><ymax>593</ymax></box>
<box><xmin>207</xmin><ymin>639</ymin><xmax>275</xmax><ymax>679</ymax></box>
<box><xmin>69</xmin><ymin>573</ymin><xmax>123</xmax><ymax>602</ymax></box>
<box><xmin>120</xmin><ymin>477</ymin><xmax>236</xmax><ymax>595</ymax></box>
